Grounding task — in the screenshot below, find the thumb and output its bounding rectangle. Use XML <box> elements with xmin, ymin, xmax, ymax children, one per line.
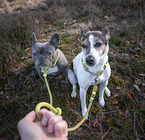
<box><xmin>23</xmin><ymin>110</ymin><xmax>36</xmax><ymax>122</ymax></box>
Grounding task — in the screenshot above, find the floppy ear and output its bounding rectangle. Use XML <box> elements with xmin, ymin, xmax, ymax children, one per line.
<box><xmin>102</xmin><ymin>28</ymin><xmax>110</xmax><ymax>42</ymax></box>
<box><xmin>32</xmin><ymin>33</ymin><xmax>38</xmax><ymax>45</ymax></box>
<box><xmin>49</xmin><ymin>33</ymin><xmax>60</xmax><ymax>49</ymax></box>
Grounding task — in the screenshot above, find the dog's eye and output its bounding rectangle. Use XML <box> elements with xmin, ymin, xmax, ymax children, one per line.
<box><xmin>81</xmin><ymin>44</ymin><xmax>87</xmax><ymax>48</ymax></box>
<box><xmin>95</xmin><ymin>42</ymin><xmax>102</xmax><ymax>47</ymax></box>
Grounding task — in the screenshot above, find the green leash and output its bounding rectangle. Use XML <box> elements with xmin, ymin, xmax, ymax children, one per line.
<box><xmin>35</xmin><ymin>71</ymin><xmax>97</xmax><ymax>131</ymax></box>
<box><xmin>35</xmin><ymin>55</ymin><xmax>107</xmax><ymax>131</ymax></box>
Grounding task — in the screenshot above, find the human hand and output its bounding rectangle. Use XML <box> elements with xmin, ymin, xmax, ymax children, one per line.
<box><xmin>17</xmin><ymin>109</ymin><xmax>68</xmax><ymax>140</ymax></box>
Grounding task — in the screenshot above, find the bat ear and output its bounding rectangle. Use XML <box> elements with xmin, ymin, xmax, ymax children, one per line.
<box><xmin>49</xmin><ymin>33</ymin><xmax>60</xmax><ymax>49</ymax></box>
<box><xmin>32</xmin><ymin>33</ymin><xmax>38</xmax><ymax>45</ymax></box>
<box><xmin>102</xmin><ymin>27</ymin><xmax>110</xmax><ymax>42</ymax></box>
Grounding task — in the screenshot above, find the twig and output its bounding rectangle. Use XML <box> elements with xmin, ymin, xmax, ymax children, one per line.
<box><xmin>70</xmin><ymin>108</ymin><xmax>82</xmax><ymax>118</ymax></box>
<box><xmin>101</xmin><ymin>127</ymin><xmax>113</xmax><ymax>139</ymax></box>
<box><xmin>102</xmin><ymin>25</ymin><xmax>119</xmax><ymax>31</ymax></box>
<box><xmin>134</xmin><ymin>111</ymin><xmax>136</xmax><ymax>133</ymax></box>
<box><xmin>137</xmin><ymin>60</ymin><xmax>145</xmax><ymax>63</ymax></box>
<box><xmin>40</xmin><ymin>20</ymin><xmax>78</xmax><ymax>34</ymax></box>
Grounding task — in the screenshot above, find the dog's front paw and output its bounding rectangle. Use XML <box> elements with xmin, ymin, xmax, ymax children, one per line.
<box><xmin>71</xmin><ymin>91</ymin><xmax>77</xmax><ymax>98</ymax></box>
<box><xmin>105</xmin><ymin>87</ymin><xmax>111</xmax><ymax>97</ymax></box>
<box><xmin>82</xmin><ymin>108</ymin><xmax>89</xmax><ymax>119</ymax></box>
<box><xmin>99</xmin><ymin>99</ymin><xmax>105</xmax><ymax>107</ymax></box>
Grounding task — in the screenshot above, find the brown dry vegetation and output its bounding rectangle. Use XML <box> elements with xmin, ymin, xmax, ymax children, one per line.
<box><xmin>0</xmin><ymin>0</ymin><xmax>145</xmax><ymax>139</ymax></box>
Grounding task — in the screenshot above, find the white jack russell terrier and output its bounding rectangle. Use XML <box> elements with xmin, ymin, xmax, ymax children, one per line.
<box><xmin>68</xmin><ymin>29</ymin><xmax>111</xmax><ymax>117</ymax></box>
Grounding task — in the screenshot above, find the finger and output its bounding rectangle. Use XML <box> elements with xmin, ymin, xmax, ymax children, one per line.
<box><xmin>23</xmin><ymin>111</ymin><xmax>36</xmax><ymax>122</ymax></box>
<box><xmin>54</xmin><ymin>120</ymin><xmax>68</xmax><ymax>137</ymax></box>
<box><xmin>39</xmin><ymin>109</ymin><xmax>55</xmax><ymax>126</ymax></box>
<box><xmin>42</xmin><ymin>111</ymin><xmax>55</xmax><ymax>126</ymax></box>
<box><xmin>47</xmin><ymin>115</ymin><xmax>62</xmax><ymax>133</ymax></box>
<box><xmin>39</xmin><ymin>108</ymin><xmax>51</xmax><ymax>116</ymax></box>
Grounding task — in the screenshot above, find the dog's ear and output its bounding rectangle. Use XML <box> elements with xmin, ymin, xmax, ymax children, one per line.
<box><xmin>32</xmin><ymin>33</ymin><xmax>38</xmax><ymax>45</ymax></box>
<box><xmin>102</xmin><ymin>28</ymin><xmax>110</xmax><ymax>42</ymax></box>
<box><xmin>49</xmin><ymin>33</ymin><xmax>60</xmax><ymax>49</ymax></box>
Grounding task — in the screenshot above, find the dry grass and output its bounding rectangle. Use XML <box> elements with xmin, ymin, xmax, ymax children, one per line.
<box><xmin>0</xmin><ymin>0</ymin><xmax>145</xmax><ymax>139</ymax></box>
<box><xmin>0</xmin><ymin>0</ymin><xmax>46</xmax><ymax>13</ymax></box>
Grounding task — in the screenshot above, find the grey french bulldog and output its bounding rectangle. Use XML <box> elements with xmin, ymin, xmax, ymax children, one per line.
<box><xmin>32</xmin><ymin>33</ymin><xmax>68</xmax><ymax>90</ymax></box>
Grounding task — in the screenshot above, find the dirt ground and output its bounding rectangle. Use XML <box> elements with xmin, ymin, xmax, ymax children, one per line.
<box><xmin>0</xmin><ymin>0</ymin><xmax>145</xmax><ymax>139</ymax></box>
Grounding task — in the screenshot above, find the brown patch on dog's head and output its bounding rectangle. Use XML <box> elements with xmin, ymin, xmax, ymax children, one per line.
<box><xmin>81</xmin><ymin>30</ymin><xmax>110</xmax><ymax>66</ymax></box>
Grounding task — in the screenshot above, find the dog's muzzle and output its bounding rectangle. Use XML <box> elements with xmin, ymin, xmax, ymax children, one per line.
<box><xmin>85</xmin><ymin>55</ymin><xmax>96</xmax><ymax>66</ymax></box>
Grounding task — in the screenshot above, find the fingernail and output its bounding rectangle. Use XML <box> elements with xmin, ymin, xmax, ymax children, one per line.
<box><xmin>42</xmin><ymin>118</ymin><xmax>47</xmax><ymax>126</ymax></box>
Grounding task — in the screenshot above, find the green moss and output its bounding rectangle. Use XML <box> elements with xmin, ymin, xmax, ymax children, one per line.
<box><xmin>111</xmin><ymin>75</ymin><xmax>125</xmax><ymax>88</ymax></box>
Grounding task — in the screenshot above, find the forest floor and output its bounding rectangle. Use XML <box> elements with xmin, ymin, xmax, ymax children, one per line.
<box><xmin>0</xmin><ymin>0</ymin><xmax>145</xmax><ymax>139</ymax></box>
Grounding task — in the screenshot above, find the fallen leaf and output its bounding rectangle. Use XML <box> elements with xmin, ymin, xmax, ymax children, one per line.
<box><xmin>116</xmin><ymin>87</ymin><xmax>121</xmax><ymax>90</ymax></box>
<box><xmin>139</xmin><ymin>74</ymin><xmax>145</xmax><ymax>77</ymax></box>
<box><xmin>42</xmin><ymin>39</ymin><xmax>49</xmax><ymax>41</ymax></box>
<box><xmin>27</xmin><ymin>53</ymin><xmax>31</xmax><ymax>56</ymax></box>
<box><xmin>127</xmin><ymin>93</ymin><xmax>132</xmax><ymax>100</ymax></box>
<box><xmin>104</xmin><ymin>16</ymin><xmax>108</xmax><ymax>19</ymax></box>
<box><xmin>135</xmin><ymin>54</ymin><xmax>140</xmax><ymax>57</ymax></box>
<box><xmin>25</xmin><ymin>48</ymin><xmax>31</xmax><ymax>52</ymax></box>
<box><xmin>20</xmin><ymin>56</ymin><xmax>28</xmax><ymax>60</ymax></box>
<box><xmin>6</xmin><ymin>96</ymin><xmax>9</xmax><ymax>99</ymax></box>
<box><xmin>112</xmin><ymin>101</ymin><xmax>118</xmax><ymax>104</ymax></box>
<box><xmin>0</xmin><ymin>91</ymin><xmax>4</xmax><ymax>94</ymax></box>
<box><xmin>138</xmin><ymin>42</ymin><xmax>143</xmax><ymax>47</ymax></box>
<box><xmin>18</xmin><ymin>66</ymin><xmax>24</xmax><ymax>70</ymax></box>
<box><xmin>141</xmin><ymin>83</ymin><xmax>145</xmax><ymax>86</ymax></box>
<box><xmin>5</xmin><ymin>87</ymin><xmax>10</xmax><ymax>90</ymax></box>
<box><xmin>35</xmin><ymin>19</ymin><xmax>39</xmax><ymax>24</ymax></box>
<box><xmin>133</xmin><ymin>85</ymin><xmax>141</xmax><ymax>92</ymax></box>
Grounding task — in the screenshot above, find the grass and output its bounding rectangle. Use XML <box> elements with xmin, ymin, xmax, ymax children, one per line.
<box><xmin>0</xmin><ymin>0</ymin><xmax>145</xmax><ymax>139</ymax></box>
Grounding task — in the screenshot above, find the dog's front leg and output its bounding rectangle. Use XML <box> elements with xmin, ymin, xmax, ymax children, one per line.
<box><xmin>99</xmin><ymin>81</ymin><xmax>108</xmax><ymax>107</ymax></box>
<box><xmin>71</xmin><ymin>84</ymin><xmax>77</xmax><ymax>98</ymax></box>
<box><xmin>68</xmin><ymin>69</ymin><xmax>77</xmax><ymax>98</ymax></box>
<box><xmin>80</xmin><ymin>87</ymin><xmax>87</xmax><ymax>117</ymax></box>
<box><xmin>61</xmin><ymin>66</ymin><xmax>68</xmax><ymax>87</ymax></box>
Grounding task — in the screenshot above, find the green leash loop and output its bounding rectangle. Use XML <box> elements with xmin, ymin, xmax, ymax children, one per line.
<box><xmin>35</xmin><ymin>102</ymin><xmax>62</xmax><ymax>121</ymax></box>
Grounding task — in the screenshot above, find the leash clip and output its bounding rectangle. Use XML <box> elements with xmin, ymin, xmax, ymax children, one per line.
<box><xmin>43</xmin><ymin>73</ymin><xmax>47</xmax><ymax>77</ymax></box>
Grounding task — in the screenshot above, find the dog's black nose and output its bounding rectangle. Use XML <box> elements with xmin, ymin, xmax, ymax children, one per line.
<box><xmin>39</xmin><ymin>55</ymin><xmax>44</xmax><ymax>60</ymax></box>
<box><xmin>86</xmin><ymin>55</ymin><xmax>95</xmax><ymax>66</ymax></box>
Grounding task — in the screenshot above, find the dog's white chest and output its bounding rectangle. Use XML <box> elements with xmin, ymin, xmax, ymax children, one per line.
<box><xmin>41</xmin><ymin>66</ymin><xmax>59</xmax><ymax>75</ymax></box>
<box><xmin>77</xmin><ymin>67</ymin><xmax>99</xmax><ymax>86</ymax></box>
